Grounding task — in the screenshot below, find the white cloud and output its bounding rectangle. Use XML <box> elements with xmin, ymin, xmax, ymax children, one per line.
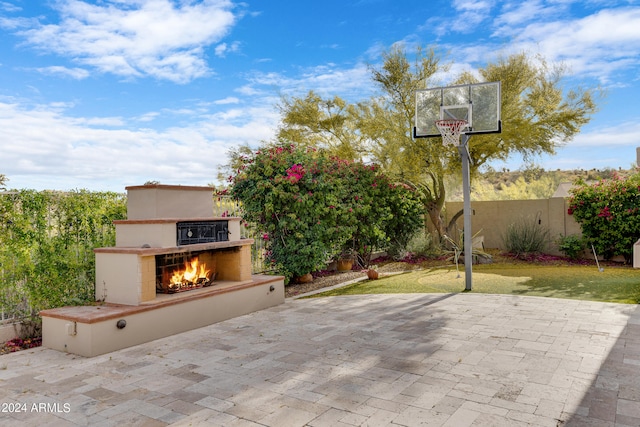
<box><xmin>35</xmin><ymin>65</ymin><xmax>90</xmax><ymax>79</ymax></box>
<box><xmin>214</xmin><ymin>97</ymin><xmax>240</xmax><ymax>105</ymax></box>
<box><xmin>214</xmin><ymin>41</ymin><xmax>241</xmax><ymax>57</ymax></box>
<box><xmin>423</xmin><ymin>3</ymin><xmax>640</xmax><ymax>86</ymax></box>
<box><xmin>570</xmin><ymin>121</ymin><xmax>640</xmax><ymax>148</ymax></box>
<box><xmin>494</xmin><ymin>7</ymin><xmax>640</xmax><ymax>84</ymax></box>
<box><xmin>0</xmin><ymin>2</ymin><xmax>21</xmax><ymax>13</ymax></box>
<box><xmin>450</xmin><ymin>0</ymin><xmax>495</xmax><ymax>33</ymax></box>
<box><xmin>135</xmin><ymin>112</ymin><xmax>160</xmax><ymax>122</ymax></box>
<box><xmin>244</xmin><ymin>63</ymin><xmax>374</xmax><ymax>101</ymax></box>
<box><xmin>494</xmin><ymin>0</ymin><xmax>565</xmax><ymax>28</ymax></box>
<box><xmin>0</xmin><ymin>99</ymin><xmax>278</xmax><ymax>191</ymax></box>
<box><xmin>7</xmin><ymin>0</ymin><xmax>243</xmax><ymax>83</ymax></box>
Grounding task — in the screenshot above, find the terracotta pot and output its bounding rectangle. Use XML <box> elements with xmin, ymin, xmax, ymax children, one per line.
<box><xmin>337</xmin><ymin>258</ymin><xmax>353</xmax><ymax>271</ymax></box>
<box><xmin>294</xmin><ymin>273</ymin><xmax>314</xmax><ymax>283</ymax></box>
<box><xmin>366</xmin><ymin>269</ymin><xmax>379</xmax><ymax>280</ymax></box>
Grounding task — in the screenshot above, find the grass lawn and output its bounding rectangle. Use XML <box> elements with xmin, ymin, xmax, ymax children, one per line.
<box><xmin>311</xmin><ymin>263</ymin><xmax>640</xmax><ymax>304</ymax></box>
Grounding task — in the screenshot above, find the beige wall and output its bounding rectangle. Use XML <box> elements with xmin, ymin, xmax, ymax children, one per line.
<box><xmin>444</xmin><ymin>197</ymin><xmax>582</xmax><ymax>254</ymax></box>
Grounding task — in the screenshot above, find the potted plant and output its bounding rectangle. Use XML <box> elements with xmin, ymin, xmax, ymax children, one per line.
<box><xmin>337</xmin><ymin>249</ymin><xmax>356</xmax><ymax>271</ymax></box>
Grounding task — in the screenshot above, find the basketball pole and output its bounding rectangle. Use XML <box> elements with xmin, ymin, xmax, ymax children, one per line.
<box><xmin>459</xmin><ymin>134</ymin><xmax>473</xmax><ymax>291</ymax></box>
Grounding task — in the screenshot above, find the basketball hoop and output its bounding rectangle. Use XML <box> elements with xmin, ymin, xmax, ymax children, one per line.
<box><xmin>436</xmin><ymin>119</ymin><xmax>468</xmax><ymax>147</ymax></box>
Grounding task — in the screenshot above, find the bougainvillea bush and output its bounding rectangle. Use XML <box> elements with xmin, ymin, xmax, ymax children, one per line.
<box><xmin>229</xmin><ymin>142</ymin><xmax>423</xmax><ymax>281</ymax></box>
<box><xmin>327</xmin><ymin>159</ymin><xmax>423</xmax><ymax>265</ymax></box>
<box><xmin>568</xmin><ymin>170</ymin><xmax>640</xmax><ymax>263</ymax></box>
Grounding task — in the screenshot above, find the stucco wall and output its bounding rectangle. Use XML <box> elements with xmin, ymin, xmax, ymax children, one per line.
<box><xmin>444</xmin><ymin>197</ymin><xmax>582</xmax><ymax>254</ymax></box>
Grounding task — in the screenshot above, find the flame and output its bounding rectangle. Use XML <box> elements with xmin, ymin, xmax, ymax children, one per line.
<box><xmin>170</xmin><ymin>257</ymin><xmax>212</xmax><ymax>287</ymax></box>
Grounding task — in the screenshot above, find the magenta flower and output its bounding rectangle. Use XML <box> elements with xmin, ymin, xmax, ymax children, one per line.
<box><xmin>286</xmin><ymin>164</ymin><xmax>305</xmax><ymax>183</ymax></box>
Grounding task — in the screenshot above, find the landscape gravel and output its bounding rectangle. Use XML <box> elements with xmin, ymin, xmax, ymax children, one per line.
<box><xmin>284</xmin><ymin>261</ymin><xmax>421</xmax><ymax>298</ymax></box>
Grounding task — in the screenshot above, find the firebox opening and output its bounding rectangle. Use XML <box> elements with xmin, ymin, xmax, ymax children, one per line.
<box><xmin>156</xmin><ymin>251</ymin><xmax>217</xmax><ymax>294</ymax></box>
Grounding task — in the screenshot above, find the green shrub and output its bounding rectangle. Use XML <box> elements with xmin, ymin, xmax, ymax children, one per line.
<box><xmin>556</xmin><ymin>234</ymin><xmax>585</xmax><ymax>259</ymax></box>
<box><xmin>568</xmin><ymin>171</ymin><xmax>640</xmax><ymax>263</ymax></box>
<box><xmin>405</xmin><ymin>230</ymin><xmax>440</xmax><ymax>259</ymax></box>
<box><xmin>229</xmin><ymin>142</ymin><xmax>423</xmax><ymax>280</ymax></box>
<box><xmin>502</xmin><ymin>216</ymin><xmax>549</xmax><ymax>258</ymax></box>
<box><xmin>0</xmin><ymin>190</ymin><xmax>126</xmax><ymax>324</ymax></box>
<box><xmin>363</xmin><ymin>181</ymin><xmax>423</xmax><ymax>262</ymax></box>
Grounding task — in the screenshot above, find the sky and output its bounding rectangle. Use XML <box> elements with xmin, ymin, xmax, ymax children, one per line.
<box><xmin>0</xmin><ymin>0</ymin><xmax>639</xmax><ymax>192</ymax></box>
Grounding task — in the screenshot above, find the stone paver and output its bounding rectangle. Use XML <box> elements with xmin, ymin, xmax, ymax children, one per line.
<box><xmin>0</xmin><ymin>293</ymin><xmax>638</xmax><ymax>426</ymax></box>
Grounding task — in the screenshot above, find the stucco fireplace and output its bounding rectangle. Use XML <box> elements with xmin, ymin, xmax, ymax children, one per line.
<box><xmin>40</xmin><ymin>184</ymin><xmax>285</xmax><ymax>357</ymax></box>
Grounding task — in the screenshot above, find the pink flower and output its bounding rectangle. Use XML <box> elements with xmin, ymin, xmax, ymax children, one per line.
<box><xmin>597</xmin><ymin>206</ymin><xmax>613</xmax><ymax>219</ymax></box>
<box><xmin>285</xmin><ymin>164</ymin><xmax>305</xmax><ymax>184</ymax></box>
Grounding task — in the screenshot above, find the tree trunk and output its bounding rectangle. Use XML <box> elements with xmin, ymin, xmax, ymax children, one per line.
<box><xmin>426</xmin><ymin>201</ymin><xmax>445</xmax><ymax>241</ymax></box>
<box><xmin>446</xmin><ymin>209</ymin><xmax>464</xmax><ymax>236</ymax></box>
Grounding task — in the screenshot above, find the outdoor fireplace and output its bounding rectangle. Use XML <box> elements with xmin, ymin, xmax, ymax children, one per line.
<box><xmin>93</xmin><ymin>184</ymin><xmax>254</xmax><ymax>305</ymax></box>
<box><xmin>40</xmin><ymin>184</ymin><xmax>285</xmax><ymax>358</ymax></box>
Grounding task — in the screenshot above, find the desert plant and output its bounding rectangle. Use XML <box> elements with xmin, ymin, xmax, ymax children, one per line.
<box><xmin>557</xmin><ymin>234</ymin><xmax>585</xmax><ymax>259</ymax></box>
<box><xmin>405</xmin><ymin>230</ymin><xmax>441</xmax><ymax>258</ymax></box>
<box><xmin>502</xmin><ymin>216</ymin><xmax>549</xmax><ymax>258</ymax></box>
<box><xmin>443</xmin><ymin>230</ymin><xmax>492</xmax><ymax>270</ymax></box>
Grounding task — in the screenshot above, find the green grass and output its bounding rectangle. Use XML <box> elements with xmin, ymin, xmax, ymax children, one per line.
<box><xmin>311</xmin><ymin>264</ymin><xmax>640</xmax><ymax>304</ymax></box>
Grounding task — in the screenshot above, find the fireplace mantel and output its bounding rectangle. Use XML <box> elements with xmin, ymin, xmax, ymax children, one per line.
<box><xmin>94</xmin><ymin>238</ymin><xmax>254</xmax><ymax>256</ymax></box>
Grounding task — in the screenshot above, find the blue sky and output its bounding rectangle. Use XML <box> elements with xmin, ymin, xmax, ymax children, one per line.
<box><xmin>1</xmin><ymin>0</ymin><xmax>639</xmax><ymax>192</ymax></box>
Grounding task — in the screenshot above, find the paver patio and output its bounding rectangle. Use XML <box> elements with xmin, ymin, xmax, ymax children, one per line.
<box><xmin>0</xmin><ymin>293</ymin><xmax>638</xmax><ymax>426</ymax></box>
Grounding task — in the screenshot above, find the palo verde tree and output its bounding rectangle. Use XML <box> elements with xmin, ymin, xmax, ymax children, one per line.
<box><xmin>277</xmin><ymin>92</ymin><xmax>365</xmax><ymax>160</ymax></box>
<box><xmin>278</xmin><ymin>45</ymin><xmax>600</xmax><ymax>241</ymax></box>
<box><xmin>456</xmin><ymin>53</ymin><xmax>598</xmax><ymax>169</ymax></box>
<box><xmin>361</xmin><ymin>46</ymin><xmax>450</xmax><ymax>238</ymax></box>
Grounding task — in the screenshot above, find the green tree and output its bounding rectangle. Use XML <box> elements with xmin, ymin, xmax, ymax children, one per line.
<box><xmin>216</xmin><ymin>142</ymin><xmax>255</xmax><ymax>185</ymax></box>
<box><xmin>277</xmin><ymin>92</ymin><xmax>364</xmax><ymax>160</ymax></box>
<box><xmin>361</xmin><ymin>46</ymin><xmax>449</xmax><ymax>238</ymax></box>
<box><xmin>277</xmin><ymin>46</ymin><xmax>600</xmax><ymax>241</ymax></box>
<box><xmin>457</xmin><ymin>53</ymin><xmax>598</xmax><ymax>168</ymax></box>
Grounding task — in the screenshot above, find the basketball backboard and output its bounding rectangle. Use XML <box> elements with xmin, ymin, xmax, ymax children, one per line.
<box><xmin>414</xmin><ymin>81</ymin><xmax>501</xmax><ymax>138</ymax></box>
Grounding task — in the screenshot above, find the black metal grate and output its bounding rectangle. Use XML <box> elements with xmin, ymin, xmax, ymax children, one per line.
<box><xmin>176</xmin><ymin>220</ymin><xmax>228</xmax><ymax>245</ymax></box>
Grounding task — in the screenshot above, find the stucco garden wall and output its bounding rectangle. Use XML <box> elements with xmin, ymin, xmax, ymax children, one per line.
<box><xmin>444</xmin><ymin>197</ymin><xmax>582</xmax><ymax>255</ymax></box>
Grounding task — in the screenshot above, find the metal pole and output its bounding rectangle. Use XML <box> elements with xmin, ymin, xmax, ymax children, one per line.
<box><xmin>459</xmin><ymin>134</ymin><xmax>472</xmax><ymax>291</ymax></box>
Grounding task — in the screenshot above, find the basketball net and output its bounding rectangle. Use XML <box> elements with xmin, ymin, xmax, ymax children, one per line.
<box><xmin>435</xmin><ymin>119</ymin><xmax>468</xmax><ymax>147</ymax></box>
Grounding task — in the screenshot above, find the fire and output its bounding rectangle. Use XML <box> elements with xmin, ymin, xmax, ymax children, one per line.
<box><xmin>169</xmin><ymin>257</ymin><xmax>212</xmax><ymax>290</ymax></box>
